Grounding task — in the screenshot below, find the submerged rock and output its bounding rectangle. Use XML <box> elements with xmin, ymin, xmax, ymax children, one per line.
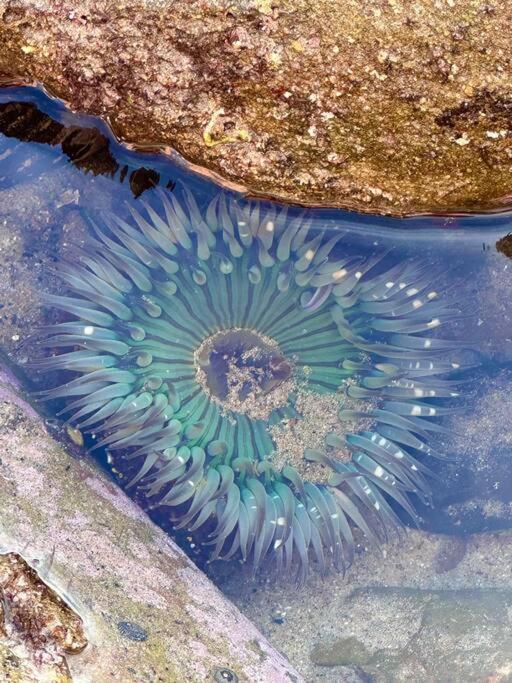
<box><xmin>310</xmin><ymin>636</ymin><xmax>371</xmax><ymax>668</ymax></box>
<box><xmin>1</xmin><ymin>0</ymin><xmax>512</xmax><ymax>215</ymax></box>
<box><xmin>214</xmin><ymin>529</ymin><xmax>512</xmax><ymax>682</ymax></box>
<box><xmin>0</xmin><ymin>552</ymin><xmax>87</xmax><ymax>682</ymax></box>
<box><xmin>309</xmin><ymin>587</ymin><xmax>512</xmax><ymax>682</ymax></box>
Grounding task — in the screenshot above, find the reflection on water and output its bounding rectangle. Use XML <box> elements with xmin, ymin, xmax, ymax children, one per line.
<box><xmin>0</xmin><ymin>100</ymin><xmax>171</xmax><ymax>198</ymax></box>
<box><xmin>0</xmin><ymin>83</ymin><xmax>511</xmax><ymax>681</ymax></box>
<box><xmin>496</xmin><ymin>232</ymin><xmax>512</xmax><ymax>259</ymax></box>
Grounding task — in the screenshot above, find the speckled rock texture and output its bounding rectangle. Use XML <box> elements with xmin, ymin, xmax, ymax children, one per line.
<box><xmin>0</xmin><ymin>551</ymin><xmax>88</xmax><ymax>682</ymax></box>
<box><xmin>0</xmin><ymin>362</ymin><xmax>302</xmax><ymax>683</ymax></box>
<box><xmin>0</xmin><ymin>0</ymin><xmax>512</xmax><ymax>215</ymax></box>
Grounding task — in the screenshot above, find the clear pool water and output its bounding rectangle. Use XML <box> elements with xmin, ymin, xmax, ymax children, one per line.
<box><xmin>0</xmin><ymin>84</ymin><xmax>511</xmax><ymax>683</ymax></box>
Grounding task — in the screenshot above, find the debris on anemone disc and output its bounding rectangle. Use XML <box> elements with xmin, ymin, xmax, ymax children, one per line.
<box><xmin>37</xmin><ymin>188</ymin><xmax>465</xmax><ymax>584</ymax></box>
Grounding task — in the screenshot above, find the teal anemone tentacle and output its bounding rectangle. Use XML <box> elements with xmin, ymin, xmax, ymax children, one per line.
<box><xmin>39</xmin><ymin>188</ymin><xmax>466</xmax><ymax>584</ymax></box>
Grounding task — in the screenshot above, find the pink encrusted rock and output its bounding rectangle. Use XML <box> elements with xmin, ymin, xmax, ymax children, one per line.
<box><xmin>1</xmin><ymin>0</ymin><xmax>512</xmax><ymax>215</ymax></box>
<box><xmin>0</xmin><ymin>361</ymin><xmax>38</xmax><ymax>418</ymax></box>
<box><xmin>0</xmin><ymin>363</ymin><xmax>303</xmax><ymax>682</ymax></box>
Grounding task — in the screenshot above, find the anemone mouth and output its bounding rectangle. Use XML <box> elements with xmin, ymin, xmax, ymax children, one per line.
<box><xmin>194</xmin><ymin>328</ymin><xmax>294</xmax><ymax>421</ymax></box>
<box><xmin>37</xmin><ymin>187</ymin><xmax>465</xmax><ymax>584</ymax></box>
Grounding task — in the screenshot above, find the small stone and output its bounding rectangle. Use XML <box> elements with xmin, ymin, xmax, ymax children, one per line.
<box><xmin>212</xmin><ymin>668</ymin><xmax>239</xmax><ymax>682</ymax></box>
<box><xmin>66</xmin><ymin>426</ymin><xmax>84</xmax><ymax>447</ymax></box>
<box><xmin>310</xmin><ymin>636</ymin><xmax>371</xmax><ymax>667</ymax></box>
<box><xmin>117</xmin><ymin>621</ymin><xmax>148</xmax><ymax>642</ymax></box>
<box><xmin>55</xmin><ymin>188</ymin><xmax>79</xmax><ymax>208</ymax></box>
<box><xmin>271</xmin><ymin>607</ymin><xmax>286</xmax><ymax>624</ymax></box>
<box><xmin>432</xmin><ymin>537</ymin><xmax>467</xmax><ymax>573</ymax></box>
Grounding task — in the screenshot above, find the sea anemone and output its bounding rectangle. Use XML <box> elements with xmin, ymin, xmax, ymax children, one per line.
<box><xmin>37</xmin><ymin>189</ymin><xmax>463</xmax><ymax>583</ymax></box>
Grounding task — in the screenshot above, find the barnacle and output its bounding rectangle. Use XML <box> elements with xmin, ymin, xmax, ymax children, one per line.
<box><xmin>37</xmin><ymin>189</ymin><xmax>463</xmax><ymax>583</ymax></box>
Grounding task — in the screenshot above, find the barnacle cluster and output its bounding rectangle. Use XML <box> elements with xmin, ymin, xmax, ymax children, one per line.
<box><xmin>38</xmin><ymin>189</ymin><xmax>462</xmax><ymax>583</ymax></box>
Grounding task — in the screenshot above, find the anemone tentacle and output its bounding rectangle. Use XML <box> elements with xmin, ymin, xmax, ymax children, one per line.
<box><xmin>39</xmin><ymin>188</ymin><xmax>464</xmax><ymax>583</ymax></box>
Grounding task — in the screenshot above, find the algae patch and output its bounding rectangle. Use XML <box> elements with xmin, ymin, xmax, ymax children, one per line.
<box><xmin>0</xmin><ymin>552</ymin><xmax>87</xmax><ymax>682</ymax></box>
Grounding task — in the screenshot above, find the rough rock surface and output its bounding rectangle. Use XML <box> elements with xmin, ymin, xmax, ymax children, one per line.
<box><xmin>309</xmin><ymin>586</ymin><xmax>512</xmax><ymax>681</ymax></box>
<box><xmin>1</xmin><ymin>0</ymin><xmax>512</xmax><ymax>215</ymax></box>
<box><xmin>0</xmin><ymin>363</ymin><xmax>302</xmax><ymax>682</ymax></box>
<box><xmin>0</xmin><ymin>551</ymin><xmax>87</xmax><ymax>682</ymax></box>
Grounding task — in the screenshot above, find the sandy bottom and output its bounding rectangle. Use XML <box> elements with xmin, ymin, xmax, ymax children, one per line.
<box><xmin>212</xmin><ymin>528</ymin><xmax>512</xmax><ymax>682</ymax></box>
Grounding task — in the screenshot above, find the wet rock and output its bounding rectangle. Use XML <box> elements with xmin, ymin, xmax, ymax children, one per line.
<box><xmin>117</xmin><ymin>620</ymin><xmax>148</xmax><ymax>642</ymax></box>
<box><xmin>0</xmin><ymin>364</ymin><xmax>302</xmax><ymax>682</ymax></box>
<box><xmin>271</xmin><ymin>607</ymin><xmax>286</xmax><ymax>625</ymax></box>
<box><xmin>1</xmin><ymin>1</ymin><xmax>512</xmax><ymax>215</ymax></box>
<box><xmin>432</xmin><ymin>537</ymin><xmax>467</xmax><ymax>574</ymax></box>
<box><xmin>212</xmin><ymin>668</ymin><xmax>240</xmax><ymax>683</ymax></box>
<box><xmin>310</xmin><ymin>636</ymin><xmax>371</xmax><ymax>668</ymax></box>
<box><xmin>336</xmin><ymin>587</ymin><xmax>512</xmax><ymax>683</ymax></box>
<box><xmin>214</xmin><ymin>529</ymin><xmax>512</xmax><ymax>682</ymax></box>
<box><xmin>0</xmin><ymin>641</ymin><xmax>65</xmax><ymax>683</ymax></box>
<box><xmin>0</xmin><ymin>552</ymin><xmax>86</xmax><ymax>682</ymax></box>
